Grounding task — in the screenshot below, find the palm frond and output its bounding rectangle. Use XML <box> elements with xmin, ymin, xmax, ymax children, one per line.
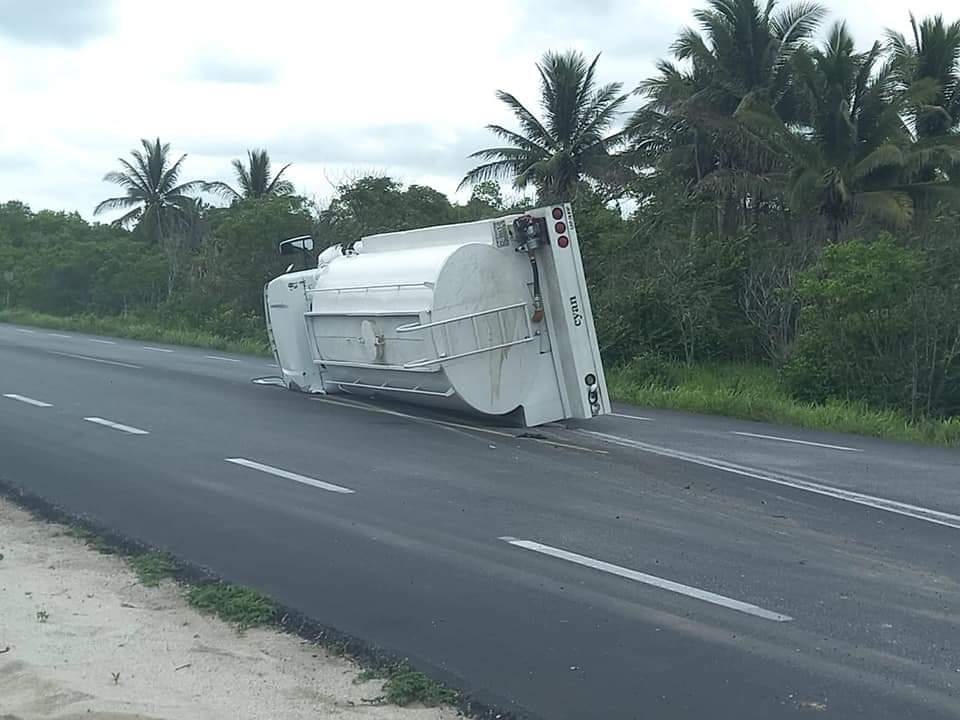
<box><xmin>158</xmin><ymin>153</ymin><xmax>188</xmax><ymax>195</ymax></box>
<box><xmin>857</xmin><ymin>190</ymin><xmax>914</xmax><ymax>227</ymax></box>
<box><xmin>204</xmin><ymin>181</ymin><xmax>241</xmax><ymax>201</ymax></box>
<box><xmin>459</xmin><ymin>159</ymin><xmax>530</xmax><ymax>190</ymax></box>
<box><xmin>484</xmin><ymin>125</ymin><xmax>551</xmax><ymax>155</ymax></box>
<box><xmin>264</xmin><ymin>161</ymin><xmax>293</xmax><ymax>195</ymax></box>
<box><xmin>166</xmin><ymin>179</ymin><xmax>205</xmax><ymax>197</ymax></box>
<box><xmin>672</xmin><ymin>27</ymin><xmax>715</xmax><ymax>66</ymax></box>
<box><xmin>771</xmin><ymin>2</ymin><xmax>826</xmax><ymax>44</ymax></box>
<box><xmin>93</xmin><ymin>195</ymin><xmax>140</xmax><ymax>216</ymax></box>
<box><xmin>850</xmin><ymin>144</ymin><xmax>905</xmax><ymax>181</ymax></box>
<box><xmin>494</xmin><ymin>90</ymin><xmax>555</xmax><ymax>150</ymax></box>
<box><xmin>112</xmin><ymin>206</ymin><xmax>144</xmax><ymax>228</ymax></box>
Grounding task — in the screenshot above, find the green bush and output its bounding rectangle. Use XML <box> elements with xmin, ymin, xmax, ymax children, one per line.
<box><xmin>783</xmin><ymin>234</ymin><xmax>960</xmax><ymax>419</ymax></box>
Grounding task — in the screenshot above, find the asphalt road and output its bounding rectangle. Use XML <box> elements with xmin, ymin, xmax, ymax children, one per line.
<box><xmin>2</xmin><ymin>322</ymin><xmax>959</xmax><ymax>720</ymax></box>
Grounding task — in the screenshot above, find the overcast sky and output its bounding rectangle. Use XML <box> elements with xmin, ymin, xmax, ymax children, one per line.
<box><xmin>0</xmin><ymin>0</ymin><xmax>950</xmax><ymax>220</ymax></box>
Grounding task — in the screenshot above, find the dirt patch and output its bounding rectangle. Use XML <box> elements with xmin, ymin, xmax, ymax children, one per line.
<box><xmin>0</xmin><ymin>497</ymin><xmax>454</xmax><ymax>720</ymax></box>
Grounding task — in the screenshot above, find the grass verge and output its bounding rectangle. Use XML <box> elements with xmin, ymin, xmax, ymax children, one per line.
<box><xmin>1</xmin><ymin>481</ymin><xmax>482</xmax><ymax>714</ymax></box>
<box><xmin>0</xmin><ymin>308</ymin><xmax>270</xmax><ymax>356</ymax></box>
<box><xmin>382</xmin><ymin>667</ymin><xmax>459</xmax><ymax>707</ymax></box>
<box><xmin>355</xmin><ymin>665</ymin><xmax>459</xmax><ymax>707</ymax></box>
<box><xmin>186</xmin><ymin>583</ymin><xmax>278</xmax><ymax>630</ymax></box>
<box><xmin>128</xmin><ymin>552</ymin><xmax>178</xmax><ymax>587</ymax></box>
<box><xmin>607</xmin><ymin>360</ymin><xmax>960</xmax><ymax>447</ymax></box>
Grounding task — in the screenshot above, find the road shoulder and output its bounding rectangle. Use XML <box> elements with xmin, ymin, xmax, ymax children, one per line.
<box><xmin>0</xmin><ymin>496</ymin><xmax>453</xmax><ymax>720</ymax></box>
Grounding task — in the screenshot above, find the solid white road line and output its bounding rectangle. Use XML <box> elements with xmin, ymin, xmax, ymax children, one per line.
<box><xmin>611</xmin><ymin>412</ymin><xmax>653</xmax><ymax>421</ymax></box>
<box><xmin>582</xmin><ymin>429</ymin><xmax>960</xmax><ymax>530</ymax></box>
<box><xmin>204</xmin><ymin>355</ymin><xmax>240</xmax><ymax>363</ymax></box>
<box><xmin>48</xmin><ymin>351</ymin><xmax>141</xmax><ymax>369</ymax></box>
<box><xmin>501</xmin><ymin>537</ymin><xmax>793</xmax><ymax>622</ymax></box>
<box><xmin>142</xmin><ymin>346</ymin><xmax>174</xmax><ymax>353</ymax></box>
<box><xmin>15</xmin><ymin>328</ymin><xmax>35</xmax><ymax>334</ymax></box>
<box><xmin>84</xmin><ymin>417</ymin><xmax>150</xmax><ymax>435</ymax></box>
<box><xmin>3</xmin><ymin>393</ymin><xmax>52</xmax><ymax>408</ymax></box>
<box><xmin>225</xmin><ymin>458</ymin><xmax>355</xmax><ymax>494</ymax></box>
<box><xmin>89</xmin><ymin>338</ymin><xmax>116</xmax><ymax>345</ymax></box>
<box><xmin>47</xmin><ymin>333</ymin><xmax>71</xmax><ymax>339</ymax></box>
<box><xmin>731</xmin><ymin>431</ymin><xmax>862</xmax><ymax>453</ymax></box>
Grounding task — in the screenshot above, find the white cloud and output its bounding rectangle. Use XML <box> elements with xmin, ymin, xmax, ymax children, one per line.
<box><xmin>0</xmin><ymin>0</ymin><xmax>953</xmax><ymax>219</ymax></box>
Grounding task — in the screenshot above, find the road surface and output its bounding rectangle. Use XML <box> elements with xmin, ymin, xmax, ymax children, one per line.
<box><xmin>1</xmin><ymin>322</ymin><xmax>958</xmax><ymax>719</ymax></box>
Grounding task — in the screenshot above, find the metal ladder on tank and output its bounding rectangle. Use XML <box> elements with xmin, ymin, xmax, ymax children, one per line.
<box><xmin>396</xmin><ymin>301</ymin><xmax>536</xmax><ymax>369</ymax></box>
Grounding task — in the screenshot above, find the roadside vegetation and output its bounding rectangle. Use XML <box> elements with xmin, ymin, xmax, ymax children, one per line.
<box><xmin>30</xmin><ymin>501</ymin><xmax>459</xmax><ymax>709</ymax></box>
<box><xmin>607</xmin><ymin>361</ymin><xmax>960</xmax><ymax>446</ymax></box>
<box><xmin>2</xmin><ymin>1</ymin><xmax>959</xmax><ymax>445</ymax></box>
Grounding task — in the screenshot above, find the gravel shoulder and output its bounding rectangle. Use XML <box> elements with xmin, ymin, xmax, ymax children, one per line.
<box><xmin>0</xmin><ymin>497</ymin><xmax>454</xmax><ymax>720</ymax></box>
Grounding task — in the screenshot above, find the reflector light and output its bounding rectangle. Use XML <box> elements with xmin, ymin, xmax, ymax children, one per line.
<box><xmin>557</xmin><ymin>235</ymin><xmax>570</xmax><ymax>248</ymax></box>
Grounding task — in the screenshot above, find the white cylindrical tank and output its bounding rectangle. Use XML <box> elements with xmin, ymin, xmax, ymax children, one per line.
<box><xmin>302</xmin><ymin>240</ymin><xmax>540</xmax><ymax>417</ymax></box>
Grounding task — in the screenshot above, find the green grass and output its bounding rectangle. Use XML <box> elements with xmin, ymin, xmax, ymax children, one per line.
<box><xmin>128</xmin><ymin>552</ymin><xmax>177</xmax><ymax>586</ymax></box>
<box><xmin>0</xmin><ymin>308</ymin><xmax>270</xmax><ymax>356</ymax></box>
<box><xmin>381</xmin><ymin>667</ymin><xmax>458</xmax><ymax>707</ymax></box>
<box><xmin>186</xmin><ymin>582</ymin><xmax>278</xmax><ymax>630</ymax></box>
<box><xmin>607</xmin><ymin>360</ymin><xmax>960</xmax><ymax>447</ymax></box>
<box><xmin>62</xmin><ymin>526</ymin><xmax>119</xmax><ymax>555</ymax></box>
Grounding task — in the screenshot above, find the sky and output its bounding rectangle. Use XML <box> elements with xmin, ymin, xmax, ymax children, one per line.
<box><xmin>0</xmin><ymin>0</ymin><xmax>951</xmax><ymax>221</ymax></box>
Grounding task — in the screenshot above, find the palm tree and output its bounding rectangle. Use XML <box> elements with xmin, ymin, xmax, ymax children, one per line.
<box><xmin>205</xmin><ymin>149</ymin><xmax>293</xmax><ymax>202</ymax></box>
<box><xmin>669</xmin><ymin>0</ymin><xmax>826</xmax><ymax>119</ymax></box>
<box><xmin>745</xmin><ymin>23</ymin><xmax>959</xmax><ymax>240</ymax></box>
<box><xmin>624</xmin><ymin>0</ymin><xmax>825</xmax><ymax>233</ymax></box>
<box><xmin>94</xmin><ymin>138</ymin><xmax>203</xmax><ymax>244</ymax></box>
<box><xmin>460</xmin><ymin>50</ymin><xmax>631</xmax><ymax>203</ymax></box>
<box><xmin>887</xmin><ymin>14</ymin><xmax>960</xmax><ymax>141</ymax></box>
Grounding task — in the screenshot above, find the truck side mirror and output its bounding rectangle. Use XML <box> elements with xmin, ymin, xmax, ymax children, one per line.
<box><xmin>279</xmin><ymin>236</ymin><xmax>314</xmax><ymax>255</ymax></box>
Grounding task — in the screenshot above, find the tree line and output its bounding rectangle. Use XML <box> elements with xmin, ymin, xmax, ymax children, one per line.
<box><xmin>1</xmin><ymin>0</ymin><xmax>958</xmax><ymax>421</ymax></box>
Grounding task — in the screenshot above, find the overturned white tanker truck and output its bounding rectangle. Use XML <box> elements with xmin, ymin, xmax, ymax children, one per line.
<box><xmin>263</xmin><ymin>204</ymin><xmax>609</xmax><ymax>427</ymax></box>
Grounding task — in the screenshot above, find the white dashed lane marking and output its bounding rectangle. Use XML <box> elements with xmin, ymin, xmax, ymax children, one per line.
<box><xmin>3</xmin><ymin>394</ymin><xmax>53</xmax><ymax>408</ymax></box>
<box><xmin>84</xmin><ymin>417</ymin><xmax>150</xmax><ymax>435</ymax></box>
<box><xmin>500</xmin><ymin>537</ymin><xmax>793</xmax><ymax>622</ymax></box>
<box><xmin>225</xmin><ymin>458</ymin><xmax>355</xmax><ymax>494</ymax></box>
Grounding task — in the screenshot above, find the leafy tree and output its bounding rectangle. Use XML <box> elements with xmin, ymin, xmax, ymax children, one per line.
<box><xmin>784</xmin><ymin>232</ymin><xmax>960</xmax><ymax>418</ymax></box>
<box><xmin>94</xmin><ymin>138</ymin><xmax>203</xmax><ymax>244</ymax></box>
<box><xmin>205</xmin><ymin>149</ymin><xmax>294</xmax><ymax>202</ymax></box>
<box><xmin>191</xmin><ymin>196</ymin><xmax>314</xmax><ymax>323</ymax></box>
<box><xmin>461</xmin><ymin>50</ymin><xmax>631</xmax><ymax>203</ymax></box>
<box><xmin>317</xmin><ymin>176</ymin><xmax>456</xmax><ymax>248</ymax></box>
